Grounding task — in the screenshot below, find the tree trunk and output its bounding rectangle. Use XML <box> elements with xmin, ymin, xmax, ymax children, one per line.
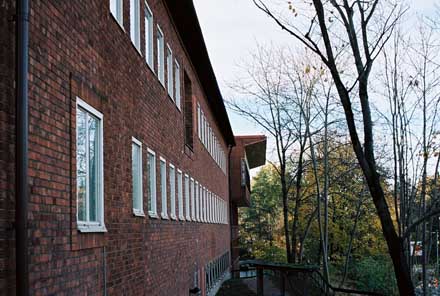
<box><xmin>281</xmin><ymin>164</ymin><xmax>292</xmax><ymax>263</ymax></box>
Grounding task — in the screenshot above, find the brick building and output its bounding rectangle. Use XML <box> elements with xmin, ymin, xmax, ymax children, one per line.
<box><xmin>0</xmin><ymin>0</ymin><xmax>266</xmax><ymax>295</ymax></box>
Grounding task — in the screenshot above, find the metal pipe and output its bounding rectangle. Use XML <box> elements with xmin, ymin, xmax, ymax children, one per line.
<box><xmin>15</xmin><ymin>0</ymin><xmax>30</xmax><ymax>294</ymax></box>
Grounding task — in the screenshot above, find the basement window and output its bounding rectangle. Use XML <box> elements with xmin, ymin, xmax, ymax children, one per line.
<box><xmin>76</xmin><ymin>98</ymin><xmax>106</xmax><ymax>232</ymax></box>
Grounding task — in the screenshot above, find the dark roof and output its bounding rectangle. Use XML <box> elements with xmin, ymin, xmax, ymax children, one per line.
<box><xmin>164</xmin><ymin>0</ymin><xmax>235</xmax><ymax>146</ymax></box>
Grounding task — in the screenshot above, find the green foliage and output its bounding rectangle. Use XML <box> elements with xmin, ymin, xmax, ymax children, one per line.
<box><xmin>239</xmin><ymin>165</ymin><xmax>285</xmax><ymax>261</ymax></box>
<box><xmin>354</xmin><ymin>256</ymin><xmax>398</xmax><ymax>295</ymax></box>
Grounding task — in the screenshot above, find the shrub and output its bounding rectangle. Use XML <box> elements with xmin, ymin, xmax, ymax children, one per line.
<box><xmin>354</xmin><ymin>256</ymin><xmax>398</xmax><ymax>295</ymax></box>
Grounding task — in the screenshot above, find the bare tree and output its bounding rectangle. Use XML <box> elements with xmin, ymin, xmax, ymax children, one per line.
<box><xmin>252</xmin><ymin>0</ymin><xmax>414</xmax><ymax>293</ymax></box>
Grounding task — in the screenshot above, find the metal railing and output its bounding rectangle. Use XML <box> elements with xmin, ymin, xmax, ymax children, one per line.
<box><xmin>236</xmin><ymin>260</ymin><xmax>384</xmax><ymax>296</ymax></box>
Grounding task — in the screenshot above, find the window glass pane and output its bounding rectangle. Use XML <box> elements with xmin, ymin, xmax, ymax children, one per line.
<box><xmin>169</xmin><ymin>166</ymin><xmax>175</xmax><ymax>217</ymax></box>
<box><xmin>175</xmin><ymin>62</ymin><xmax>180</xmax><ymax>109</ymax></box>
<box><xmin>88</xmin><ymin>114</ymin><xmax>99</xmax><ymax>222</ymax></box>
<box><xmin>77</xmin><ymin>108</ymin><xmax>87</xmax><ymax>222</ymax></box>
<box><xmin>145</xmin><ymin>7</ymin><xmax>153</xmax><ymax>67</ymax></box>
<box><xmin>157</xmin><ymin>27</ymin><xmax>164</xmax><ymax>84</ymax></box>
<box><xmin>148</xmin><ymin>152</ymin><xmax>156</xmax><ymax>213</ymax></box>
<box><xmin>167</xmin><ymin>46</ymin><xmax>173</xmax><ymax>98</ymax></box>
<box><xmin>190</xmin><ymin>178</ymin><xmax>195</xmax><ymax>220</ymax></box>
<box><xmin>178</xmin><ymin>171</ymin><xmax>183</xmax><ymax>218</ymax></box>
<box><xmin>132</xmin><ymin>143</ymin><xmax>141</xmax><ymax>210</ymax></box>
<box><xmin>185</xmin><ymin>175</ymin><xmax>190</xmax><ymax>220</ymax></box>
<box><xmin>130</xmin><ymin>0</ymin><xmax>140</xmax><ymax>49</ymax></box>
<box><xmin>160</xmin><ymin>160</ymin><xmax>167</xmax><ymax>217</ymax></box>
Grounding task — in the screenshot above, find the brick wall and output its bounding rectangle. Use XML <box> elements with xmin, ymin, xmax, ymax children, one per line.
<box><xmin>0</xmin><ymin>0</ymin><xmax>231</xmax><ymax>294</ymax></box>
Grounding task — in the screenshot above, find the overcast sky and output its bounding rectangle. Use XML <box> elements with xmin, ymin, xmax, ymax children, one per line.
<box><xmin>193</xmin><ymin>0</ymin><xmax>438</xmax><ymax>137</ymax></box>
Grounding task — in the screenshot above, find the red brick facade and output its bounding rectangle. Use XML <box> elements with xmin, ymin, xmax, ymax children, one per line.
<box><xmin>0</xmin><ymin>0</ymin><xmax>235</xmax><ymax>295</ymax></box>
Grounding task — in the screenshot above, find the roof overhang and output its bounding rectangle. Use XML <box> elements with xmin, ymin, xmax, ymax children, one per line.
<box><xmin>164</xmin><ymin>0</ymin><xmax>235</xmax><ymax>147</ymax></box>
<box><xmin>236</xmin><ymin>135</ymin><xmax>267</xmax><ymax>169</ymax></box>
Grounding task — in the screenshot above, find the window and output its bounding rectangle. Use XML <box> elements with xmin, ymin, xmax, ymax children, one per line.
<box><xmin>144</xmin><ymin>3</ymin><xmax>153</xmax><ymax>69</ymax></box>
<box><xmin>160</xmin><ymin>157</ymin><xmax>168</xmax><ymax>219</ymax></box>
<box><xmin>76</xmin><ymin>98</ymin><xmax>106</xmax><ymax>232</ymax></box>
<box><xmin>130</xmin><ymin>0</ymin><xmax>141</xmax><ymax>50</ymax></box>
<box><xmin>147</xmin><ymin>149</ymin><xmax>157</xmax><ymax>217</ymax></box>
<box><xmin>185</xmin><ymin>174</ymin><xmax>191</xmax><ymax>221</ymax></box>
<box><xmin>169</xmin><ymin>163</ymin><xmax>176</xmax><ymax>220</ymax></box>
<box><xmin>167</xmin><ymin>45</ymin><xmax>173</xmax><ymax>99</ymax></box>
<box><xmin>195</xmin><ymin>181</ymin><xmax>200</xmax><ymax>222</ymax></box>
<box><xmin>190</xmin><ymin>178</ymin><xmax>195</xmax><ymax>221</ymax></box>
<box><xmin>157</xmin><ymin>26</ymin><xmax>165</xmax><ymax>85</ymax></box>
<box><xmin>197</xmin><ymin>103</ymin><xmax>201</xmax><ymax>138</ymax></box>
<box><xmin>184</xmin><ymin>72</ymin><xmax>194</xmax><ymax>149</ymax></box>
<box><xmin>206</xmin><ymin>190</ymin><xmax>211</xmax><ymax>223</ymax></box>
<box><xmin>203</xmin><ymin>187</ymin><xmax>207</xmax><ymax>223</ymax></box>
<box><xmin>177</xmin><ymin>169</ymin><xmax>184</xmax><ymax>220</ymax></box>
<box><xmin>132</xmin><ymin>138</ymin><xmax>144</xmax><ymax>216</ymax></box>
<box><xmin>110</xmin><ymin>0</ymin><xmax>123</xmax><ymax>27</ymax></box>
<box><xmin>175</xmin><ymin>61</ymin><xmax>181</xmax><ymax>110</ymax></box>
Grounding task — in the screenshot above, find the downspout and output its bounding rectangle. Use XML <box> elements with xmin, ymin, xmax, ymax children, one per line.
<box><xmin>16</xmin><ymin>0</ymin><xmax>30</xmax><ymax>295</ymax></box>
<box><xmin>227</xmin><ymin>145</ymin><xmax>233</xmax><ymax>275</ymax></box>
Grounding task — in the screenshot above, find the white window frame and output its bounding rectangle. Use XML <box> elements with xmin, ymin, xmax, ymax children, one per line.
<box><xmin>177</xmin><ymin>169</ymin><xmax>184</xmax><ymax>220</ymax></box>
<box><xmin>76</xmin><ymin>98</ymin><xmax>106</xmax><ymax>233</ymax></box>
<box><xmin>147</xmin><ymin>148</ymin><xmax>158</xmax><ymax>218</ymax></box>
<box><xmin>175</xmin><ymin>60</ymin><xmax>181</xmax><ymax>110</ymax></box>
<box><xmin>144</xmin><ymin>2</ymin><xmax>154</xmax><ymax>70</ymax></box>
<box><xmin>166</xmin><ymin>44</ymin><xmax>174</xmax><ymax>99</ymax></box>
<box><xmin>160</xmin><ymin>157</ymin><xmax>168</xmax><ymax>219</ymax></box>
<box><xmin>185</xmin><ymin>174</ymin><xmax>191</xmax><ymax>221</ymax></box>
<box><xmin>169</xmin><ymin>163</ymin><xmax>176</xmax><ymax>220</ymax></box>
<box><xmin>130</xmin><ymin>0</ymin><xmax>141</xmax><ymax>51</ymax></box>
<box><xmin>208</xmin><ymin>191</ymin><xmax>212</xmax><ymax>223</ymax></box>
<box><xmin>110</xmin><ymin>0</ymin><xmax>124</xmax><ymax>28</ymax></box>
<box><xmin>132</xmin><ymin>137</ymin><xmax>144</xmax><ymax>217</ymax></box>
<box><xmin>157</xmin><ymin>25</ymin><xmax>165</xmax><ymax>86</ymax></box>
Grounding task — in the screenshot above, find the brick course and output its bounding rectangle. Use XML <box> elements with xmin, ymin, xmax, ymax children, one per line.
<box><xmin>0</xmin><ymin>0</ymin><xmax>232</xmax><ymax>294</ymax></box>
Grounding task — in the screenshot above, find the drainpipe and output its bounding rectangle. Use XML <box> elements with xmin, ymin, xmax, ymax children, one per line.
<box><xmin>227</xmin><ymin>145</ymin><xmax>233</xmax><ymax>275</ymax></box>
<box><xmin>16</xmin><ymin>0</ymin><xmax>30</xmax><ymax>295</ymax></box>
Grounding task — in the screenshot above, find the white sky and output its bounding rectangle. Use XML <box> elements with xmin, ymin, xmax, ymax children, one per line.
<box><xmin>193</xmin><ymin>0</ymin><xmax>438</xmax><ymax>137</ymax></box>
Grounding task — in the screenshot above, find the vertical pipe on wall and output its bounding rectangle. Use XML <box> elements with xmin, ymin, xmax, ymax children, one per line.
<box><xmin>227</xmin><ymin>145</ymin><xmax>233</xmax><ymax>275</ymax></box>
<box><xmin>15</xmin><ymin>0</ymin><xmax>30</xmax><ymax>295</ymax></box>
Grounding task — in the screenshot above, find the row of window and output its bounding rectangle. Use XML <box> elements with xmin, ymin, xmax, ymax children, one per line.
<box><xmin>197</xmin><ymin>103</ymin><xmax>227</xmax><ymax>173</ymax></box>
<box><xmin>137</xmin><ymin>142</ymin><xmax>228</xmax><ymax>224</ymax></box>
<box><xmin>111</xmin><ymin>0</ymin><xmax>226</xmax><ymax>176</ymax></box>
<box><xmin>205</xmin><ymin>251</ymin><xmax>230</xmax><ymax>294</ymax></box>
<box><xmin>110</xmin><ymin>0</ymin><xmax>181</xmax><ymax>109</ymax></box>
<box><xmin>76</xmin><ymin>99</ymin><xmax>228</xmax><ymax>232</ymax></box>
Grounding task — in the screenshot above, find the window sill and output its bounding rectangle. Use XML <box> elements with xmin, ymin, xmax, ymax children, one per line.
<box><xmin>185</xmin><ymin>216</ymin><xmax>191</xmax><ymax>221</ymax></box>
<box><xmin>161</xmin><ymin>213</ymin><xmax>169</xmax><ymax>220</ymax></box>
<box><xmin>178</xmin><ymin>215</ymin><xmax>185</xmax><ymax>221</ymax></box>
<box><xmin>133</xmin><ymin>209</ymin><xmax>146</xmax><ymax>217</ymax></box>
<box><xmin>170</xmin><ymin>214</ymin><xmax>177</xmax><ymax>220</ymax></box>
<box><xmin>77</xmin><ymin>224</ymin><xmax>107</xmax><ymax>233</ymax></box>
<box><xmin>149</xmin><ymin>211</ymin><xmax>159</xmax><ymax>219</ymax></box>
